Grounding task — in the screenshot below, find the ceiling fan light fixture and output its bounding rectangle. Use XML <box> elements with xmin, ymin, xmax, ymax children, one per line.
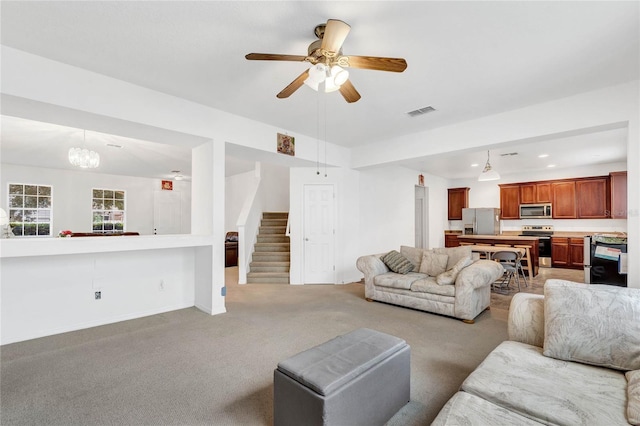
<box><xmin>330</xmin><ymin>65</ymin><xmax>349</xmax><ymax>86</ymax></box>
<box><xmin>478</xmin><ymin>150</ymin><xmax>500</xmax><ymax>181</ymax></box>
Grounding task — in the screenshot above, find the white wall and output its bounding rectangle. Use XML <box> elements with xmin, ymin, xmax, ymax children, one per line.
<box><xmin>1</xmin><ymin>163</ymin><xmax>191</xmax><ymax>235</ymax></box>
<box><xmin>358</xmin><ymin>166</ymin><xmax>451</xmax><ymax>254</ymax></box>
<box><xmin>225</xmin><ymin>169</ymin><xmax>257</xmax><ymax>232</ymax></box>
<box><xmin>289</xmin><ymin>167</ymin><xmax>361</xmax><ymax>285</ymax></box>
<box><xmin>1</xmin><ymin>247</ymin><xmax>197</xmax><ymax>344</ymax></box>
<box><xmin>225</xmin><ymin>162</ymin><xmax>290</xmax><ymax>232</ymax></box>
<box><xmin>447</xmin><ymin>161</ymin><xmax>628</xmax><ymax>234</ymax></box>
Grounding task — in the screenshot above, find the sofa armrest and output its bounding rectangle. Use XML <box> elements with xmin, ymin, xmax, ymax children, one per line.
<box><xmin>356</xmin><ymin>254</ymin><xmax>389</xmax><ymax>296</ymax></box>
<box><xmin>508</xmin><ymin>292</ymin><xmax>545</xmax><ymax>348</ymax></box>
<box><xmin>455</xmin><ymin>259</ymin><xmax>503</xmax><ymax>290</ymax></box>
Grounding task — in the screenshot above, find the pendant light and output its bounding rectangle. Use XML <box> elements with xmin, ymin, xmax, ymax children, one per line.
<box><xmin>68</xmin><ymin>130</ymin><xmax>100</xmax><ymax>169</ymax></box>
<box><xmin>478</xmin><ymin>150</ymin><xmax>500</xmax><ymax>181</ymax></box>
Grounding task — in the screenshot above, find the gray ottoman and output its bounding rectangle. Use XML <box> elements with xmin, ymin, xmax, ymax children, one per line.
<box><xmin>274</xmin><ymin>328</ymin><xmax>410</xmax><ymax>426</ymax></box>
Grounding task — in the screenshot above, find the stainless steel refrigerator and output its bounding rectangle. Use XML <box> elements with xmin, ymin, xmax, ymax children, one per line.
<box><xmin>462</xmin><ymin>208</ymin><xmax>501</xmax><ymax>235</ymax></box>
<box><xmin>584</xmin><ymin>235</ymin><xmax>627</xmax><ymax>287</ymax></box>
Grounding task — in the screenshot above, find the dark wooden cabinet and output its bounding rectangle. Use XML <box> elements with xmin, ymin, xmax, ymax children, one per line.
<box><xmin>551</xmin><ymin>237</ymin><xmax>570</xmax><ymax>267</ymax></box>
<box><xmin>610</xmin><ymin>171</ymin><xmax>627</xmax><ymax>219</ymax></box>
<box><xmin>551</xmin><ymin>181</ymin><xmax>577</xmax><ymax>219</ymax></box>
<box><xmin>551</xmin><ymin>237</ymin><xmax>584</xmax><ymax>269</ymax></box>
<box><xmin>569</xmin><ymin>238</ymin><xmax>584</xmax><ymax>268</ymax></box>
<box><xmin>576</xmin><ymin>178</ymin><xmax>610</xmax><ymax>219</ymax></box>
<box><xmin>499</xmin><ymin>185</ymin><xmax>521</xmax><ymax>219</ymax></box>
<box><xmin>444</xmin><ymin>233</ymin><xmax>460</xmax><ymax>248</ymax></box>
<box><xmin>520</xmin><ymin>182</ymin><xmax>552</xmax><ymax>204</ymax></box>
<box><xmin>447</xmin><ymin>187</ymin><xmax>469</xmax><ymax>220</ymax></box>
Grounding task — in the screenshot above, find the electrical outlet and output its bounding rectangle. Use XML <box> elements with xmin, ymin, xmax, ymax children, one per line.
<box><xmin>95</xmin><ymin>291</ymin><xmax>101</xmax><ymax>300</ymax></box>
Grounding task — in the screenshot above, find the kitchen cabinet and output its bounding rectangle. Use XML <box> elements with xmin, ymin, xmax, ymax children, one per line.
<box><xmin>447</xmin><ymin>187</ymin><xmax>469</xmax><ymax>220</ymax></box>
<box><xmin>551</xmin><ymin>181</ymin><xmax>576</xmax><ymax>219</ymax></box>
<box><xmin>551</xmin><ymin>237</ymin><xmax>584</xmax><ymax>269</ymax></box>
<box><xmin>444</xmin><ymin>233</ymin><xmax>460</xmax><ymax>248</ymax></box>
<box><xmin>576</xmin><ymin>178</ymin><xmax>610</xmax><ymax>219</ymax></box>
<box><xmin>499</xmin><ymin>185</ymin><xmax>521</xmax><ymax>219</ymax></box>
<box><xmin>520</xmin><ymin>182</ymin><xmax>552</xmax><ymax>204</ymax></box>
<box><xmin>610</xmin><ymin>171</ymin><xmax>627</xmax><ymax>218</ymax></box>
<box><xmin>569</xmin><ymin>238</ymin><xmax>584</xmax><ymax>268</ymax></box>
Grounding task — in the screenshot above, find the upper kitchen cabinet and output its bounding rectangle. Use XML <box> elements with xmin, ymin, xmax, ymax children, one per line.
<box><xmin>610</xmin><ymin>171</ymin><xmax>627</xmax><ymax>219</ymax></box>
<box><xmin>520</xmin><ymin>182</ymin><xmax>552</xmax><ymax>204</ymax></box>
<box><xmin>499</xmin><ymin>184</ymin><xmax>521</xmax><ymax>219</ymax></box>
<box><xmin>551</xmin><ymin>181</ymin><xmax>577</xmax><ymax>219</ymax></box>
<box><xmin>447</xmin><ymin>187</ymin><xmax>470</xmax><ymax>220</ymax></box>
<box><xmin>576</xmin><ymin>177</ymin><xmax>610</xmax><ymax>219</ymax></box>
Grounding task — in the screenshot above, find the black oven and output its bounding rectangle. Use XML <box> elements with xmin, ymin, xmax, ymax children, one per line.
<box><xmin>520</xmin><ymin>225</ymin><xmax>553</xmax><ymax>268</ymax></box>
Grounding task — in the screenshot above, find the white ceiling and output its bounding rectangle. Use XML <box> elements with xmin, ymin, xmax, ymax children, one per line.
<box><xmin>0</xmin><ymin>1</ymin><xmax>637</xmax><ymax>179</ymax></box>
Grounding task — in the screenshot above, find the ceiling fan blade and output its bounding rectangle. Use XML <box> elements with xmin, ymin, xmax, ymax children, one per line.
<box><xmin>339</xmin><ymin>79</ymin><xmax>361</xmax><ymax>103</ymax></box>
<box><xmin>245</xmin><ymin>53</ymin><xmax>308</xmax><ymax>62</ymax></box>
<box><xmin>343</xmin><ymin>55</ymin><xmax>407</xmax><ymax>72</ymax></box>
<box><xmin>277</xmin><ymin>69</ymin><xmax>310</xmax><ymax>99</ymax></box>
<box><xmin>321</xmin><ymin>19</ymin><xmax>351</xmax><ymax>53</ymax></box>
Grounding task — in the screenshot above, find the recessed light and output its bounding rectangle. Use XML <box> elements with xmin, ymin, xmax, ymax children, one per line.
<box><xmin>538</xmin><ymin>154</ymin><xmax>549</xmax><ymax>158</ymax></box>
<box><xmin>547</xmin><ymin>164</ymin><xmax>556</xmax><ymax>168</ymax></box>
<box><xmin>470</xmin><ymin>163</ymin><xmax>479</xmax><ymax>167</ymax></box>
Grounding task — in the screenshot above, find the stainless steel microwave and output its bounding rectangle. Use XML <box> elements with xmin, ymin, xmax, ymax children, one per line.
<box><xmin>519</xmin><ymin>204</ymin><xmax>552</xmax><ymax>219</ymax></box>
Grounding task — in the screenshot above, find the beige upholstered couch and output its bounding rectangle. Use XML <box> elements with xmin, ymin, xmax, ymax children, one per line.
<box><xmin>433</xmin><ymin>279</ymin><xmax>640</xmax><ymax>425</ymax></box>
<box><xmin>356</xmin><ymin>246</ymin><xmax>503</xmax><ymax>323</ymax></box>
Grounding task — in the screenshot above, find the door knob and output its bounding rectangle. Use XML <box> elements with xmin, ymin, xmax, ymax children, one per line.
<box><xmin>305</xmin><ymin>238</ymin><xmax>309</xmax><ymax>241</ymax></box>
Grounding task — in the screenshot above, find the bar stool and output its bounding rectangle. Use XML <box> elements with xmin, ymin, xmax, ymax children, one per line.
<box><xmin>513</xmin><ymin>245</ymin><xmax>531</xmax><ymax>287</ymax></box>
<box><xmin>492</xmin><ymin>251</ymin><xmax>521</xmax><ymax>293</ymax></box>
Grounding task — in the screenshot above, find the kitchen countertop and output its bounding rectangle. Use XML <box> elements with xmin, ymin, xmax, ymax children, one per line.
<box><xmin>456</xmin><ymin>234</ymin><xmax>540</xmax><ymax>240</ymax></box>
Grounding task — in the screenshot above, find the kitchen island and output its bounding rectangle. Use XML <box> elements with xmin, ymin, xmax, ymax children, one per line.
<box><xmin>456</xmin><ymin>235</ymin><xmax>540</xmax><ymax>277</ymax></box>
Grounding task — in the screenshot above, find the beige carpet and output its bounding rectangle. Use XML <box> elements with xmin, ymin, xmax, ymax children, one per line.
<box><xmin>2</xmin><ymin>267</ymin><xmax>517</xmax><ymax>425</ymax></box>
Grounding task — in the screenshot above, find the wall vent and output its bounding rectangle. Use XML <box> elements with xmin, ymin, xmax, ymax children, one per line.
<box><xmin>407</xmin><ymin>106</ymin><xmax>436</xmax><ymax>117</ymax></box>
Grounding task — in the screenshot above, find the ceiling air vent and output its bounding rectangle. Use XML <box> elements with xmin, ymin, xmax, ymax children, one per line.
<box><xmin>500</xmin><ymin>152</ymin><xmax>518</xmax><ymax>157</ymax></box>
<box><xmin>407</xmin><ymin>106</ymin><xmax>436</xmax><ymax>117</ymax></box>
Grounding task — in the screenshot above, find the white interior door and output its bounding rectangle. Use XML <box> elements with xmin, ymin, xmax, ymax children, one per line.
<box><xmin>153</xmin><ymin>191</ymin><xmax>182</xmax><ymax>235</ymax></box>
<box><xmin>303</xmin><ymin>184</ymin><xmax>335</xmax><ymax>284</ymax></box>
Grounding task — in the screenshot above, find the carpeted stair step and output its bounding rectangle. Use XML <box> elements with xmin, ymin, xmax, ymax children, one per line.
<box><xmin>259</xmin><ymin>226</ymin><xmax>286</xmax><ymax>235</ymax></box>
<box><xmin>249</xmin><ymin>262</ymin><xmax>290</xmax><ymax>273</ymax></box>
<box><xmin>252</xmin><ymin>252</ymin><xmax>290</xmax><ymax>262</ymax></box>
<box><xmin>261</xmin><ymin>219</ymin><xmax>287</xmax><ymax>227</ymax></box>
<box><xmin>254</xmin><ymin>243</ymin><xmax>290</xmax><ymax>252</ymax></box>
<box><xmin>263</xmin><ymin>212</ymin><xmax>288</xmax><ymax>219</ymax></box>
<box><xmin>247</xmin><ymin>272</ymin><xmax>290</xmax><ymax>284</ymax></box>
<box><xmin>257</xmin><ymin>235</ymin><xmax>289</xmax><ymax>243</ymax></box>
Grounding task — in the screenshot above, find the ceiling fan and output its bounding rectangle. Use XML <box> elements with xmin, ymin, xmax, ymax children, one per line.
<box><xmin>245</xmin><ymin>19</ymin><xmax>407</xmax><ymax>103</ymax></box>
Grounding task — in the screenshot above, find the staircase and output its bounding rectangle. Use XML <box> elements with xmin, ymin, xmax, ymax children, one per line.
<box><xmin>247</xmin><ymin>212</ymin><xmax>290</xmax><ymax>284</ymax></box>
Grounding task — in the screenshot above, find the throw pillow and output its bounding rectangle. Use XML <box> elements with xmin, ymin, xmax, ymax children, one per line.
<box><xmin>419</xmin><ymin>251</ymin><xmax>448</xmax><ymax>277</ymax></box>
<box><xmin>543</xmin><ymin>280</ymin><xmax>640</xmax><ymax>371</ymax></box>
<box><xmin>436</xmin><ymin>256</ymin><xmax>474</xmax><ymax>285</ymax></box>
<box><xmin>400</xmin><ymin>246</ymin><xmax>425</xmax><ymax>271</ymax></box>
<box><xmin>627</xmin><ymin>370</ymin><xmax>640</xmax><ymax>425</ymax></box>
<box><xmin>434</xmin><ymin>246</ymin><xmax>472</xmax><ymax>271</ymax></box>
<box><xmin>381</xmin><ymin>250</ymin><xmax>414</xmax><ymax>274</ymax></box>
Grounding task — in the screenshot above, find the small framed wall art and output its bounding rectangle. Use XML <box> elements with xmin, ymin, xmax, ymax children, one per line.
<box><xmin>277</xmin><ymin>133</ymin><xmax>295</xmax><ymax>156</ymax></box>
<box><xmin>161</xmin><ymin>180</ymin><xmax>173</xmax><ymax>190</ymax></box>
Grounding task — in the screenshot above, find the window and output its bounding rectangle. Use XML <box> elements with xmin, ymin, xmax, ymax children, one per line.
<box><xmin>92</xmin><ymin>189</ymin><xmax>125</xmax><ymax>233</ymax></box>
<box><xmin>8</xmin><ymin>184</ymin><xmax>52</xmax><ymax>237</ymax></box>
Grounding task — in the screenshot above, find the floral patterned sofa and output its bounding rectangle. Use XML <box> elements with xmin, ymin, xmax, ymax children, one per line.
<box><xmin>356</xmin><ymin>246</ymin><xmax>503</xmax><ymax>323</ymax></box>
<box><xmin>432</xmin><ymin>279</ymin><xmax>640</xmax><ymax>425</ymax></box>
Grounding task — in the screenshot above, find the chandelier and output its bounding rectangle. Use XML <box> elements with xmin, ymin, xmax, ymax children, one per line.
<box><xmin>68</xmin><ymin>130</ymin><xmax>100</xmax><ymax>169</ymax></box>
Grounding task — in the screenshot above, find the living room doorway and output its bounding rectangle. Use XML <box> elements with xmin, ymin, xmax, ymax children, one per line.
<box><xmin>415</xmin><ymin>185</ymin><xmax>429</xmax><ymax>248</ymax></box>
<box><xmin>303</xmin><ymin>184</ymin><xmax>336</xmax><ymax>284</ymax></box>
